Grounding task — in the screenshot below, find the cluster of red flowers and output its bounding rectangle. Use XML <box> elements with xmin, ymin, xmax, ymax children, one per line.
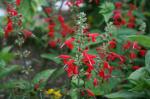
<box><xmin>58</xmin><ymin>55</ymin><xmax>79</xmax><ymax>77</ymax></box>
<box><xmin>43</xmin><ymin>6</ymin><xmax>74</xmax><ymax>48</ymax></box>
<box><xmin>113</xmin><ymin>2</ymin><xmax>137</xmax><ymax>28</ymax></box>
<box><xmin>66</xmin><ymin>0</ymin><xmax>100</xmax><ymax>7</ymax></box>
<box><xmin>4</xmin><ymin>1</ymin><xmax>32</xmax><ymax>39</ymax></box>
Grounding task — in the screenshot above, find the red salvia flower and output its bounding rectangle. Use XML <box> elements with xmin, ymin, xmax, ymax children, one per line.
<box><xmin>127</xmin><ymin>22</ymin><xmax>135</xmax><ymax>28</ymax></box>
<box><xmin>103</xmin><ymin>61</ymin><xmax>111</xmax><ymax>70</ymax></box>
<box><xmin>58</xmin><ymin>15</ymin><xmax>65</xmax><ymax>24</ymax></box>
<box><xmin>44</xmin><ymin>7</ymin><xmax>52</xmax><ymax>14</ymax></box>
<box><xmin>132</xmin><ymin>66</ymin><xmax>140</xmax><ymax>70</ymax></box>
<box><xmin>61</xmin><ymin>37</ymin><xmax>75</xmax><ymax>50</ymax></box>
<box><xmin>86</xmin><ymin>89</ymin><xmax>95</xmax><ymax>97</ymax></box>
<box><xmin>99</xmin><ymin>69</ymin><xmax>105</xmax><ymax>79</ymax></box>
<box><xmin>86</xmin><ymin>72</ymin><xmax>92</xmax><ymax>80</ymax></box>
<box><xmin>95</xmin><ymin>0</ymin><xmax>100</xmax><ymax>4</ymax></box>
<box><xmin>75</xmin><ymin>0</ymin><xmax>84</xmax><ymax>7</ymax></box>
<box><xmin>60</xmin><ymin>23</ymin><xmax>74</xmax><ymax>37</ymax></box>
<box><xmin>82</xmin><ymin>50</ymin><xmax>97</xmax><ymax>64</ymax></box>
<box><xmin>73</xmin><ymin>66</ymin><xmax>79</xmax><ymax>74</ymax></box>
<box><xmin>81</xmin><ymin>91</ymin><xmax>85</xmax><ymax>96</ymax></box>
<box><xmin>93</xmin><ymin>78</ymin><xmax>98</xmax><ymax>87</ymax></box>
<box><xmin>87</xmin><ymin>33</ymin><xmax>99</xmax><ymax>42</ymax></box>
<box><xmin>4</xmin><ymin>19</ymin><xmax>13</xmax><ymax>38</ymax></box>
<box><xmin>129</xmin><ymin>3</ymin><xmax>137</xmax><ymax>10</ymax></box>
<box><xmin>16</xmin><ymin>0</ymin><xmax>21</xmax><ymax>6</ymax></box>
<box><xmin>64</xmin><ymin>59</ymin><xmax>79</xmax><ymax>77</ymax></box>
<box><xmin>108</xmin><ymin>39</ymin><xmax>116</xmax><ymax>49</ymax></box>
<box><xmin>132</xmin><ymin>42</ymin><xmax>141</xmax><ymax>50</ymax></box>
<box><xmin>130</xmin><ymin>52</ymin><xmax>137</xmax><ymax>59</ymax></box>
<box><xmin>113</xmin><ymin>10</ymin><xmax>121</xmax><ymax>20</ymax></box>
<box><xmin>139</xmin><ymin>49</ymin><xmax>146</xmax><ymax>57</ymax></box>
<box><xmin>22</xmin><ymin>30</ymin><xmax>32</xmax><ymax>39</ymax></box>
<box><xmin>34</xmin><ymin>83</ymin><xmax>39</xmax><ymax>91</ymax></box>
<box><xmin>65</xmin><ymin>1</ymin><xmax>73</xmax><ymax>7</ymax></box>
<box><xmin>7</xmin><ymin>8</ymin><xmax>18</xmax><ymax>16</ymax></box>
<box><xmin>115</xmin><ymin>2</ymin><xmax>122</xmax><ymax>9</ymax></box>
<box><xmin>48</xmin><ymin>23</ymin><xmax>55</xmax><ymax>37</ymax></box>
<box><xmin>58</xmin><ymin>55</ymin><xmax>71</xmax><ymax>60</ymax></box>
<box><xmin>123</xmin><ymin>41</ymin><xmax>132</xmax><ymax>50</ymax></box>
<box><xmin>48</xmin><ymin>40</ymin><xmax>57</xmax><ymax>48</ymax></box>
<box><xmin>127</xmin><ymin>10</ymin><xmax>133</xmax><ymax>17</ymax></box>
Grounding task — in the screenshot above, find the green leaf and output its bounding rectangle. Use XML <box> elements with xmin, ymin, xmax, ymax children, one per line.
<box><xmin>0</xmin><ymin>46</ymin><xmax>14</xmax><ymax>62</ymax></box>
<box><xmin>1</xmin><ymin>46</ymin><xmax>12</xmax><ymax>53</ymax></box>
<box><xmin>70</xmin><ymin>89</ymin><xmax>78</xmax><ymax>99</ymax></box>
<box><xmin>117</xmin><ymin>28</ymin><xmax>137</xmax><ymax>37</ymax></box>
<box><xmin>41</xmin><ymin>54</ymin><xmax>61</xmax><ymax>64</ymax></box>
<box><xmin>0</xmin><ymin>80</ymin><xmax>30</xmax><ymax>90</ymax></box>
<box><xmin>100</xmin><ymin>2</ymin><xmax>115</xmax><ymax>22</ymax></box>
<box><xmin>128</xmin><ymin>35</ymin><xmax>150</xmax><ymax>48</ymax></box>
<box><xmin>71</xmin><ymin>76</ymin><xmax>84</xmax><ymax>88</ymax></box>
<box><xmin>0</xmin><ymin>60</ymin><xmax>6</xmax><ymax>68</ymax></box>
<box><xmin>128</xmin><ymin>67</ymin><xmax>145</xmax><ymax>82</ymax></box>
<box><xmin>105</xmin><ymin>91</ymin><xmax>144</xmax><ymax>99</ymax></box>
<box><xmin>0</xmin><ymin>27</ymin><xmax>4</xmax><ymax>37</ymax></box>
<box><xmin>145</xmin><ymin>50</ymin><xmax>150</xmax><ymax>67</ymax></box>
<box><xmin>0</xmin><ymin>65</ymin><xmax>21</xmax><ymax>79</ymax></box>
<box><xmin>32</xmin><ymin>69</ymin><xmax>56</xmax><ymax>89</ymax></box>
<box><xmin>50</xmin><ymin>67</ymin><xmax>65</xmax><ymax>82</ymax></box>
<box><xmin>19</xmin><ymin>0</ymin><xmax>36</xmax><ymax>21</ymax></box>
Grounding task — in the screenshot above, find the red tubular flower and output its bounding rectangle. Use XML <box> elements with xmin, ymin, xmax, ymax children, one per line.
<box><xmin>82</xmin><ymin>50</ymin><xmax>96</xmax><ymax>67</ymax></box>
<box><xmin>58</xmin><ymin>15</ymin><xmax>65</xmax><ymax>24</ymax></box>
<box><xmin>48</xmin><ymin>23</ymin><xmax>55</xmax><ymax>37</ymax></box>
<box><xmin>75</xmin><ymin>0</ymin><xmax>84</xmax><ymax>7</ymax></box>
<box><xmin>98</xmin><ymin>69</ymin><xmax>105</xmax><ymax>79</ymax></box>
<box><xmin>93</xmin><ymin>78</ymin><xmax>98</xmax><ymax>87</ymax></box>
<box><xmin>108</xmin><ymin>39</ymin><xmax>116</xmax><ymax>49</ymax></box>
<box><xmin>113</xmin><ymin>10</ymin><xmax>121</xmax><ymax>20</ymax></box>
<box><xmin>86</xmin><ymin>72</ymin><xmax>92</xmax><ymax>80</ymax></box>
<box><xmin>63</xmin><ymin>37</ymin><xmax>75</xmax><ymax>50</ymax></box>
<box><xmin>34</xmin><ymin>83</ymin><xmax>39</xmax><ymax>91</ymax></box>
<box><xmin>86</xmin><ymin>63</ymin><xmax>94</xmax><ymax>73</ymax></box>
<box><xmin>8</xmin><ymin>9</ymin><xmax>18</xmax><ymax>16</ymax></box>
<box><xmin>107</xmin><ymin>53</ymin><xmax>116</xmax><ymax>61</ymax></box>
<box><xmin>132</xmin><ymin>66</ymin><xmax>140</xmax><ymax>70</ymax></box>
<box><xmin>123</xmin><ymin>41</ymin><xmax>132</xmax><ymax>50</ymax></box>
<box><xmin>48</xmin><ymin>40</ymin><xmax>57</xmax><ymax>48</ymax></box>
<box><xmin>87</xmin><ymin>33</ymin><xmax>99</xmax><ymax>42</ymax></box>
<box><xmin>115</xmin><ymin>2</ymin><xmax>122</xmax><ymax>9</ymax></box>
<box><xmin>22</xmin><ymin>30</ymin><xmax>32</xmax><ymax>39</ymax></box>
<box><xmin>129</xmin><ymin>3</ymin><xmax>137</xmax><ymax>10</ymax></box>
<box><xmin>65</xmin><ymin>1</ymin><xmax>73</xmax><ymax>7</ymax></box>
<box><xmin>86</xmin><ymin>89</ymin><xmax>95</xmax><ymax>97</ymax></box>
<box><xmin>64</xmin><ymin>59</ymin><xmax>79</xmax><ymax>77</ymax></box>
<box><xmin>60</xmin><ymin>23</ymin><xmax>74</xmax><ymax>37</ymax></box>
<box><xmin>103</xmin><ymin>61</ymin><xmax>111</xmax><ymax>70</ymax></box>
<box><xmin>139</xmin><ymin>49</ymin><xmax>146</xmax><ymax>57</ymax></box>
<box><xmin>81</xmin><ymin>91</ymin><xmax>85</xmax><ymax>96</ymax></box>
<box><xmin>16</xmin><ymin>0</ymin><xmax>21</xmax><ymax>6</ymax></box>
<box><xmin>58</xmin><ymin>55</ymin><xmax>71</xmax><ymax>60</ymax></box>
<box><xmin>44</xmin><ymin>7</ymin><xmax>52</xmax><ymax>14</ymax></box>
<box><xmin>132</xmin><ymin>42</ymin><xmax>141</xmax><ymax>50</ymax></box>
<box><xmin>4</xmin><ymin>19</ymin><xmax>13</xmax><ymax>38</ymax></box>
<box><xmin>95</xmin><ymin>0</ymin><xmax>100</xmax><ymax>4</ymax></box>
<box><xmin>65</xmin><ymin>67</ymin><xmax>73</xmax><ymax>77</ymax></box>
<box><xmin>127</xmin><ymin>22</ymin><xmax>135</xmax><ymax>28</ymax></box>
<box><xmin>127</xmin><ymin>10</ymin><xmax>133</xmax><ymax>17</ymax></box>
<box><xmin>130</xmin><ymin>52</ymin><xmax>137</xmax><ymax>59</ymax></box>
<box><xmin>73</xmin><ymin>66</ymin><xmax>79</xmax><ymax>74</ymax></box>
